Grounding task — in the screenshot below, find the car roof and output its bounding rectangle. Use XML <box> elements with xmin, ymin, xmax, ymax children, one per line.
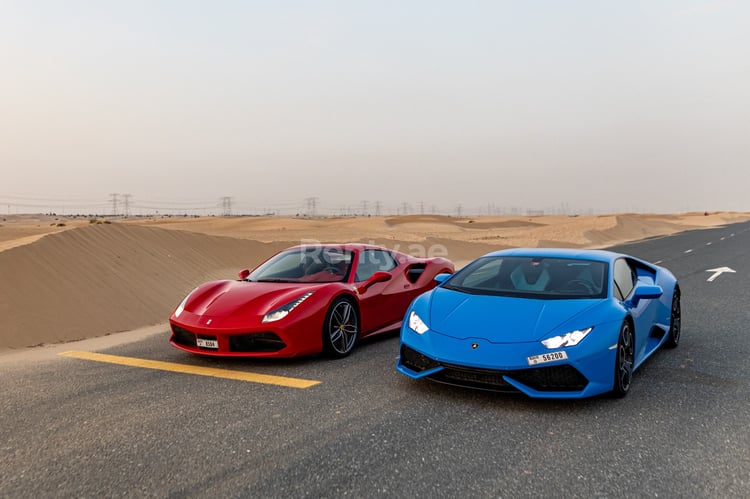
<box><xmin>288</xmin><ymin>243</ymin><xmax>391</xmax><ymax>252</ymax></box>
<box><xmin>482</xmin><ymin>247</ymin><xmax>624</xmax><ymax>263</ymax></box>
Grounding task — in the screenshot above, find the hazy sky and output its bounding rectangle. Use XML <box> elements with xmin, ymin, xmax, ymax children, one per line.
<box><xmin>2</xmin><ymin>1</ymin><xmax>749</xmax><ymax>215</ymax></box>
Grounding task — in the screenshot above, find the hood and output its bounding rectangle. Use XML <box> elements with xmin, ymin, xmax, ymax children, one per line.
<box><xmin>428</xmin><ymin>287</ymin><xmax>603</xmax><ymax>343</ymax></box>
<box><xmin>185</xmin><ymin>280</ymin><xmax>319</xmax><ymax>317</ymax></box>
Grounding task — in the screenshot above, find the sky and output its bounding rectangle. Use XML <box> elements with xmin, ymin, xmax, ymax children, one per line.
<box><xmin>1</xmin><ymin>0</ymin><xmax>749</xmax><ymax>216</ymax></box>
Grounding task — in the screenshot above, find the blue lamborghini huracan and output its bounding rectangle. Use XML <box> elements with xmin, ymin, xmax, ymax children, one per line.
<box><xmin>396</xmin><ymin>248</ymin><xmax>681</xmax><ymax>398</ymax></box>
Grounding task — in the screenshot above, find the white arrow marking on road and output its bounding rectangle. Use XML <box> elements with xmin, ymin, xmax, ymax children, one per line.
<box><xmin>706</xmin><ymin>267</ymin><xmax>736</xmax><ymax>282</ymax></box>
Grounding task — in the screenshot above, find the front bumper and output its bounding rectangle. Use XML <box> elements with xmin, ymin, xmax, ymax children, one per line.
<box><xmin>396</xmin><ymin>325</ymin><xmax>619</xmax><ymax>399</ymax></box>
<box><xmin>168</xmin><ymin>309</ymin><xmax>322</xmax><ymax>358</ymax></box>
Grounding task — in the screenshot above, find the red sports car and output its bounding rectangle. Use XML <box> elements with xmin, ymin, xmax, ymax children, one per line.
<box><xmin>169</xmin><ymin>244</ymin><xmax>454</xmax><ymax>358</ymax></box>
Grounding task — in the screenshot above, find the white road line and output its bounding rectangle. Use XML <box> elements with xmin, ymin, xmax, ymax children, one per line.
<box><xmin>684</xmin><ymin>249</ymin><xmax>693</xmax><ymax>254</ymax></box>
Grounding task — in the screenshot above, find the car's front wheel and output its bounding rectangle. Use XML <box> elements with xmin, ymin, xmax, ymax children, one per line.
<box><xmin>664</xmin><ymin>287</ymin><xmax>681</xmax><ymax>349</ymax></box>
<box><xmin>322</xmin><ymin>298</ymin><xmax>359</xmax><ymax>358</ymax></box>
<box><xmin>612</xmin><ymin>320</ymin><xmax>634</xmax><ymax>398</ymax></box>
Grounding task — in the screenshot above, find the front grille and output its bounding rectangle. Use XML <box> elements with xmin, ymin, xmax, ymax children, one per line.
<box><xmin>435</xmin><ymin>364</ymin><xmax>517</xmax><ymax>392</ymax></box>
<box><xmin>400</xmin><ymin>344</ymin><xmax>440</xmax><ymax>371</ymax></box>
<box><xmin>508</xmin><ymin>365</ymin><xmax>588</xmax><ymax>392</ymax></box>
<box><xmin>229</xmin><ymin>332</ymin><xmax>286</xmax><ymax>353</ymax></box>
<box><xmin>400</xmin><ymin>345</ymin><xmax>588</xmax><ymax>393</ymax></box>
<box><xmin>171</xmin><ymin>325</ymin><xmax>197</xmax><ymax>348</ymax></box>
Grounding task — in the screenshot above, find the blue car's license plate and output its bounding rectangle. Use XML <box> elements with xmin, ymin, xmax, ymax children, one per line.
<box><xmin>527</xmin><ymin>351</ymin><xmax>568</xmax><ymax>366</ymax></box>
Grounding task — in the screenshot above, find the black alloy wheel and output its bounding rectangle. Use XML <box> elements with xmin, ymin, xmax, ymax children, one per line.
<box><xmin>612</xmin><ymin>320</ymin><xmax>634</xmax><ymax>398</ymax></box>
<box><xmin>664</xmin><ymin>288</ymin><xmax>681</xmax><ymax>348</ymax></box>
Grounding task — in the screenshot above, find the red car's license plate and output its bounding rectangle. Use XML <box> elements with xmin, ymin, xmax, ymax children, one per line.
<box><xmin>197</xmin><ymin>338</ymin><xmax>219</xmax><ymax>349</ymax></box>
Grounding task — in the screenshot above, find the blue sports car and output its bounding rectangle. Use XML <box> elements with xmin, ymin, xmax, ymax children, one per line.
<box><xmin>396</xmin><ymin>248</ymin><xmax>681</xmax><ymax>398</ymax></box>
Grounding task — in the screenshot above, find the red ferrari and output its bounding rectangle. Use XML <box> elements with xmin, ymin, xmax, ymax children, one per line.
<box><xmin>169</xmin><ymin>244</ymin><xmax>454</xmax><ymax>358</ymax></box>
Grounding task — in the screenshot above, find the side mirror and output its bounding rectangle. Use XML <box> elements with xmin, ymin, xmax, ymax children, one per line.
<box><xmin>633</xmin><ymin>284</ymin><xmax>663</xmax><ymax>300</ymax></box>
<box><xmin>434</xmin><ymin>273</ymin><xmax>452</xmax><ymax>284</ymax></box>
<box><xmin>359</xmin><ymin>271</ymin><xmax>392</xmax><ymax>292</ymax></box>
<box><xmin>627</xmin><ymin>283</ymin><xmax>663</xmax><ymax>307</ymax></box>
<box><xmin>238</xmin><ymin>269</ymin><xmax>250</xmax><ymax>280</ymax></box>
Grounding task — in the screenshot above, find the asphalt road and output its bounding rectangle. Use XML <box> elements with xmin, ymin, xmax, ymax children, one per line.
<box><xmin>2</xmin><ymin>221</ymin><xmax>749</xmax><ymax>498</ymax></box>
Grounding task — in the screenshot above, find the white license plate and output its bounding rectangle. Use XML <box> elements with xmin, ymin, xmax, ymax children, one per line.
<box><xmin>527</xmin><ymin>351</ymin><xmax>568</xmax><ymax>366</ymax></box>
<box><xmin>197</xmin><ymin>338</ymin><xmax>219</xmax><ymax>349</ymax></box>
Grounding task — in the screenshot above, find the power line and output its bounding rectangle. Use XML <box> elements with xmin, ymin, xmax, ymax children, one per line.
<box><xmin>305</xmin><ymin>197</ymin><xmax>318</xmax><ymax>217</ymax></box>
<box><xmin>122</xmin><ymin>194</ymin><xmax>131</xmax><ymax>217</ymax></box>
<box><xmin>220</xmin><ymin>196</ymin><xmax>233</xmax><ymax>216</ymax></box>
<box><xmin>109</xmin><ymin>193</ymin><xmax>119</xmax><ymax>216</ymax></box>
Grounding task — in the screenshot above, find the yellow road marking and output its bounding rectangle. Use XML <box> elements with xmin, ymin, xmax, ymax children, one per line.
<box><xmin>59</xmin><ymin>351</ymin><xmax>320</xmax><ymax>389</ymax></box>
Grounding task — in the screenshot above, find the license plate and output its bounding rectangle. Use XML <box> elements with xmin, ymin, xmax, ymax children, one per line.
<box><xmin>197</xmin><ymin>338</ymin><xmax>219</xmax><ymax>349</ymax></box>
<box><xmin>527</xmin><ymin>351</ymin><xmax>568</xmax><ymax>366</ymax></box>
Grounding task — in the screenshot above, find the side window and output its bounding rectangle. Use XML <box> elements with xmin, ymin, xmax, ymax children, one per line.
<box><xmin>613</xmin><ymin>259</ymin><xmax>636</xmax><ymax>301</ymax></box>
<box><xmin>355</xmin><ymin>250</ymin><xmax>397</xmax><ymax>282</ymax></box>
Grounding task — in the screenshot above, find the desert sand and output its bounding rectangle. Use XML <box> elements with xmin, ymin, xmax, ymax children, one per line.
<box><xmin>1</xmin><ymin>212</ymin><xmax>748</xmax><ymax>352</ymax></box>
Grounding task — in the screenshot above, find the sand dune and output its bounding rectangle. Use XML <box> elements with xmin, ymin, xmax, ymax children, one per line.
<box><xmin>0</xmin><ymin>214</ymin><xmax>90</xmax><ymax>252</ymax></box>
<box><xmin>1</xmin><ymin>212</ymin><xmax>748</xmax><ymax>351</ymax></box>
<box><xmin>0</xmin><ymin>223</ymin><xmax>288</xmax><ymax>349</ymax></box>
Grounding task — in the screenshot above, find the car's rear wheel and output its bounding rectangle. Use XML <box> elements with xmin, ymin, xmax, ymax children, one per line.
<box><xmin>322</xmin><ymin>298</ymin><xmax>359</xmax><ymax>358</ymax></box>
<box><xmin>664</xmin><ymin>287</ymin><xmax>681</xmax><ymax>349</ymax></box>
<box><xmin>612</xmin><ymin>321</ymin><xmax>634</xmax><ymax>398</ymax></box>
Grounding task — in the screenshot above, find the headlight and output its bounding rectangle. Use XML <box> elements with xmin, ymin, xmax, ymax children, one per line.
<box><xmin>173</xmin><ymin>290</ymin><xmax>195</xmax><ymax>318</ymax></box>
<box><xmin>262</xmin><ymin>292</ymin><xmax>314</xmax><ymax>323</ymax></box>
<box><xmin>408</xmin><ymin>311</ymin><xmax>429</xmax><ymax>334</ymax></box>
<box><xmin>541</xmin><ymin>327</ymin><xmax>593</xmax><ymax>349</ymax></box>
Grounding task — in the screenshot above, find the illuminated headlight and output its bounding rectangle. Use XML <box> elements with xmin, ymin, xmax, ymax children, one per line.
<box><xmin>408</xmin><ymin>311</ymin><xmax>429</xmax><ymax>334</ymax></box>
<box><xmin>262</xmin><ymin>292</ymin><xmax>314</xmax><ymax>323</ymax></box>
<box><xmin>541</xmin><ymin>327</ymin><xmax>593</xmax><ymax>349</ymax></box>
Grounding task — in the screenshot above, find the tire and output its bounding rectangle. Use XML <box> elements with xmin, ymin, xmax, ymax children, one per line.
<box><xmin>664</xmin><ymin>287</ymin><xmax>681</xmax><ymax>349</ymax></box>
<box><xmin>612</xmin><ymin>320</ymin><xmax>634</xmax><ymax>398</ymax></box>
<box><xmin>322</xmin><ymin>298</ymin><xmax>359</xmax><ymax>358</ymax></box>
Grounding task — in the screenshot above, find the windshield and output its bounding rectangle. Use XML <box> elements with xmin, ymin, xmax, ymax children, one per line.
<box><xmin>443</xmin><ymin>256</ymin><xmax>608</xmax><ymax>299</ymax></box>
<box><xmin>247</xmin><ymin>247</ymin><xmax>353</xmax><ymax>283</ymax></box>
